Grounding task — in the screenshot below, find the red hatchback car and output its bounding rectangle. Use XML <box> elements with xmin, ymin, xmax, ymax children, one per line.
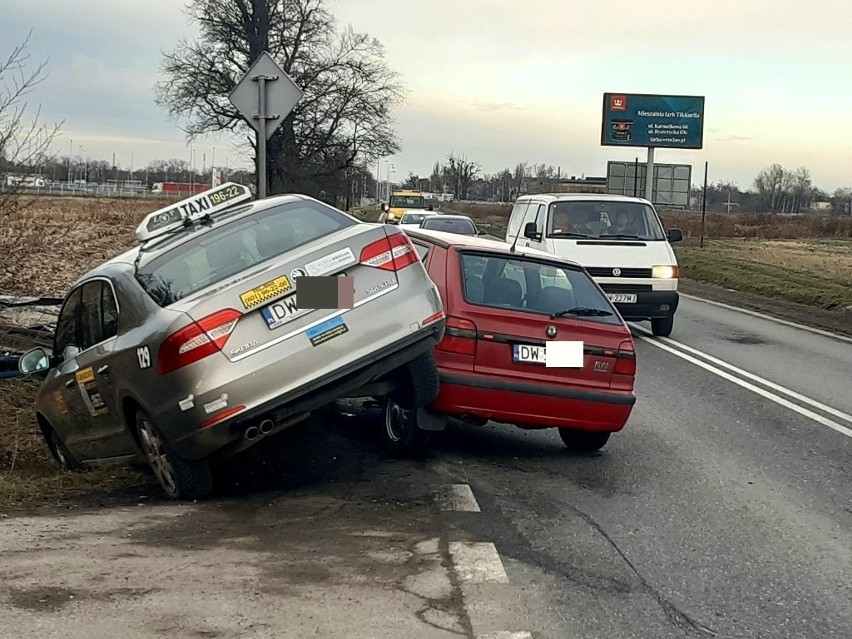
<box><xmin>380</xmin><ymin>228</ymin><xmax>637</xmax><ymax>454</ymax></box>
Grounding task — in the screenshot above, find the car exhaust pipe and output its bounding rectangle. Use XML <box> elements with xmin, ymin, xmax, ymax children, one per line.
<box><xmin>243</xmin><ymin>425</ymin><xmax>260</xmax><ymax>441</ymax></box>
<box><xmin>258</xmin><ymin>419</ymin><xmax>274</xmax><ymax>435</ymax></box>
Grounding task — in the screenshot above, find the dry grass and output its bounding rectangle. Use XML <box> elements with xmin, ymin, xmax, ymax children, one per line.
<box><xmin>659</xmin><ymin>210</ymin><xmax>852</xmax><ymax>240</ymax></box>
<box><xmin>0</xmin><ymin>196</ymin><xmax>150</xmax><ymax>297</ymax></box>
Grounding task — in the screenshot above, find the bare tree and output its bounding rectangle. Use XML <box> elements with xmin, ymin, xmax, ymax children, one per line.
<box><xmin>0</xmin><ymin>31</ymin><xmax>62</xmax><ymax>216</ymax></box>
<box><xmin>443</xmin><ymin>153</ymin><xmax>480</xmax><ymax>201</ymax></box>
<box><xmin>155</xmin><ymin>0</ymin><xmax>405</xmax><ymax>200</ymax></box>
<box><xmin>753</xmin><ymin>163</ymin><xmax>786</xmax><ymax>212</ymax></box>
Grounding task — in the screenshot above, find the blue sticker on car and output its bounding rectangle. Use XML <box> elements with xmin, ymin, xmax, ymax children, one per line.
<box><xmin>305</xmin><ymin>315</ymin><xmax>348</xmax><ymax>347</ymax></box>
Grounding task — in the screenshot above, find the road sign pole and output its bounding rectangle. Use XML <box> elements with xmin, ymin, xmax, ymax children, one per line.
<box><xmin>645</xmin><ymin>147</ymin><xmax>655</xmax><ymax>201</ymax></box>
<box><xmin>256</xmin><ymin>76</ymin><xmax>268</xmax><ymax>200</ymax></box>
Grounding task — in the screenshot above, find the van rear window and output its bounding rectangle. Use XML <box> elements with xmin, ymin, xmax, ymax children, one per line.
<box><xmin>459</xmin><ymin>252</ymin><xmax>620</xmax><ymax>324</ymax></box>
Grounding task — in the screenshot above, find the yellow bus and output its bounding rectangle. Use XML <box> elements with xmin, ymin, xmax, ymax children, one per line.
<box><xmin>381</xmin><ymin>189</ymin><xmax>434</xmax><ymax>224</ymax></box>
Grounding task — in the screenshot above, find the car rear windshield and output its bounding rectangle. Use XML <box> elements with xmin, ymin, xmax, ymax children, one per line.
<box><xmin>136</xmin><ymin>200</ymin><xmax>356</xmax><ymax>306</ymax></box>
<box><xmin>422</xmin><ymin>218</ymin><xmax>477</xmax><ymax>235</ymax></box>
<box><xmin>401</xmin><ymin>213</ymin><xmax>429</xmax><ymax>224</ymax></box>
<box><xmin>459</xmin><ymin>252</ymin><xmax>621</xmax><ymax>324</ymax></box>
<box><xmin>547</xmin><ymin>201</ymin><xmax>665</xmax><ymax>240</ymax></box>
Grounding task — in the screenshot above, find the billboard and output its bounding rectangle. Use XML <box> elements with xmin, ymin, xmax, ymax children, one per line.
<box><xmin>606</xmin><ymin>161</ymin><xmax>692</xmax><ymax>207</ymax></box>
<box><xmin>601</xmin><ymin>93</ymin><xmax>705</xmax><ymax>149</ymax></box>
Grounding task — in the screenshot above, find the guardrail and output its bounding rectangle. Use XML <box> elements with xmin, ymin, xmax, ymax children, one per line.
<box><xmin>2</xmin><ymin>185</ymin><xmax>171</xmax><ymax>199</ymax></box>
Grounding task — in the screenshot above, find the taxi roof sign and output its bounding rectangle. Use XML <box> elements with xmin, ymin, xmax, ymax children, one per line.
<box><xmin>135</xmin><ymin>182</ymin><xmax>253</xmax><ymax>243</ymax></box>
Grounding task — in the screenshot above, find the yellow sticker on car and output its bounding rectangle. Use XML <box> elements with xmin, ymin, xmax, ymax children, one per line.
<box><xmin>239</xmin><ymin>275</ymin><xmax>292</xmax><ymax>309</ymax></box>
<box><xmin>75</xmin><ymin>367</ymin><xmax>95</xmax><ymax>384</ymax></box>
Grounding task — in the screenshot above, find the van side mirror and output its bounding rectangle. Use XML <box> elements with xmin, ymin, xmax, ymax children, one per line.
<box><xmin>427</xmin><ymin>205</ymin><xmax>433</xmax><ymax>211</ymax></box>
<box><xmin>667</xmin><ymin>228</ymin><xmax>683</xmax><ymax>243</ymax></box>
<box><xmin>523</xmin><ymin>222</ymin><xmax>539</xmax><ymax>240</ymax></box>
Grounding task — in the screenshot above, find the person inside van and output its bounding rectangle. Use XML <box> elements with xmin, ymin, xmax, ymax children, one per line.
<box><xmin>610</xmin><ymin>210</ymin><xmax>639</xmax><ymax>235</ymax></box>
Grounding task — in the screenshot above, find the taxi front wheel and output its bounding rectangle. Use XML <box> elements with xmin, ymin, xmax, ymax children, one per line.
<box><xmin>135</xmin><ymin>410</ymin><xmax>213</xmax><ymax>500</ymax></box>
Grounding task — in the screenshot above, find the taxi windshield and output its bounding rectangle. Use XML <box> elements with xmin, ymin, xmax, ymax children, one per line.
<box><xmin>135</xmin><ymin>200</ymin><xmax>353</xmax><ymax>306</ymax></box>
<box><xmin>547</xmin><ymin>201</ymin><xmax>665</xmax><ymax>240</ymax></box>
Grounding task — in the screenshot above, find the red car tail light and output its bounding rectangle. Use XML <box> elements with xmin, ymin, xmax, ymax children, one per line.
<box><xmin>360</xmin><ymin>232</ymin><xmax>418</xmax><ymax>271</ymax></box>
<box><xmin>614</xmin><ymin>339</ymin><xmax>636</xmax><ymax>376</ymax></box>
<box><xmin>436</xmin><ymin>316</ymin><xmax>477</xmax><ymax>356</ymax></box>
<box><xmin>158</xmin><ymin>308</ymin><xmax>242</xmax><ymax>375</ymax></box>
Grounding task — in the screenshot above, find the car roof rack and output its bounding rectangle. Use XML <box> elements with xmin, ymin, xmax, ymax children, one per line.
<box><xmin>135</xmin><ymin>182</ymin><xmax>253</xmax><ymax>244</ymax></box>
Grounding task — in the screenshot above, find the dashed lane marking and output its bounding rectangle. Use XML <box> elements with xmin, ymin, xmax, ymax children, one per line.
<box><xmin>437</xmin><ymin>484</ymin><xmax>481</xmax><ymax>512</ymax></box>
<box><xmin>449</xmin><ymin>541</ymin><xmax>509</xmax><ymax>584</ymax></box>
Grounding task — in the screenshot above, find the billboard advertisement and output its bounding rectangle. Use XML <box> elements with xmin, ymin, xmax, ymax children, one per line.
<box><xmin>606</xmin><ymin>161</ymin><xmax>692</xmax><ymax>207</ymax></box>
<box><xmin>601</xmin><ymin>93</ymin><xmax>705</xmax><ymax>149</ymax></box>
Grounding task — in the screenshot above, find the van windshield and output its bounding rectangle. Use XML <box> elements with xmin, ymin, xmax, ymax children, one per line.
<box><xmin>547</xmin><ymin>201</ymin><xmax>665</xmax><ymax>240</ymax></box>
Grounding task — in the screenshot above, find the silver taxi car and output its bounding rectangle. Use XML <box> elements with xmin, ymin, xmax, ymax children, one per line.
<box><xmin>19</xmin><ymin>183</ymin><xmax>446</xmax><ymax>500</ymax></box>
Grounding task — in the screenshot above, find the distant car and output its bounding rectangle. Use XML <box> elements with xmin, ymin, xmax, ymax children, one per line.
<box><xmin>381</xmin><ymin>228</ymin><xmax>636</xmax><ymax>454</ymax></box>
<box><xmin>18</xmin><ymin>183</ymin><xmax>446</xmax><ymax>500</ymax></box>
<box><xmin>419</xmin><ymin>214</ymin><xmax>484</xmax><ymax>237</ymax></box>
<box><xmin>398</xmin><ymin>210</ymin><xmax>439</xmax><ymax>228</ymax></box>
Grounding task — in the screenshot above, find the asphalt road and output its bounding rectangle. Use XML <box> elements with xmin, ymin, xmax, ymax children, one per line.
<box><xmin>1</xmin><ymin>295</ymin><xmax>850</xmax><ymax>638</ymax></box>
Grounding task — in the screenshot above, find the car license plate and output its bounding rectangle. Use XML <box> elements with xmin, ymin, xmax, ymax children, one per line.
<box><xmin>261</xmin><ymin>294</ymin><xmax>311</xmax><ymax>330</ymax></box>
<box><xmin>607</xmin><ymin>293</ymin><xmax>637</xmax><ymax>303</ymax></box>
<box><xmin>513</xmin><ymin>344</ymin><xmax>546</xmax><ymax>365</ymax></box>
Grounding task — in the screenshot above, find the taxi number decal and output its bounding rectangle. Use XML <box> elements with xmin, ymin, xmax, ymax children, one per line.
<box><xmin>240</xmin><ymin>275</ymin><xmax>292</xmax><ymax>309</ymax></box>
<box><xmin>137</xmin><ymin>346</ymin><xmax>151</xmax><ymax>369</ymax></box>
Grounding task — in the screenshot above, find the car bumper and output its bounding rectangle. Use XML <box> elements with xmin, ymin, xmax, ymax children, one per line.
<box><xmin>430</xmin><ymin>371</ymin><xmax>635</xmax><ymax>432</ymax></box>
<box><xmin>170</xmin><ymin>322</ymin><xmax>445</xmax><ymax>459</ymax></box>
<box><xmin>610</xmin><ymin>290</ymin><xmax>679</xmax><ymax>321</ymax></box>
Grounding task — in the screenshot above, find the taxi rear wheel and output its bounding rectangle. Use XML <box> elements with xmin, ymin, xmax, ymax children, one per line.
<box><xmin>135</xmin><ymin>410</ymin><xmax>213</xmax><ymax>501</ymax></box>
<box><xmin>381</xmin><ymin>397</ymin><xmax>431</xmax><ymax>457</ymax></box>
<box><xmin>558</xmin><ymin>428</ymin><xmax>611</xmax><ymax>452</ymax></box>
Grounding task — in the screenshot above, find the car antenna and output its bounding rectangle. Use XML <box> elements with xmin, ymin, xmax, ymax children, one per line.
<box><xmin>509</xmin><ymin>217</ymin><xmax>524</xmax><ymax>253</ymax></box>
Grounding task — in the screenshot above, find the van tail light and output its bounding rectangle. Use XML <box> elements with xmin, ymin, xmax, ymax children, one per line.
<box><xmin>360</xmin><ymin>231</ymin><xmax>419</xmax><ymax>271</ymax></box>
<box><xmin>436</xmin><ymin>316</ymin><xmax>477</xmax><ymax>356</ymax></box>
<box><xmin>614</xmin><ymin>339</ymin><xmax>636</xmax><ymax>376</ymax></box>
<box><xmin>158</xmin><ymin>309</ymin><xmax>242</xmax><ymax>375</ymax></box>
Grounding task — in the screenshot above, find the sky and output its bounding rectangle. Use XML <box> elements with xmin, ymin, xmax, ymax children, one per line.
<box><xmin>5</xmin><ymin>0</ymin><xmax>852</xmax><ymax>192</ymax></box>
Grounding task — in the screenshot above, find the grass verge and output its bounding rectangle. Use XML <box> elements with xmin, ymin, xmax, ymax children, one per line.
<box><xmin>674</xmin><ymin>239</ymin><xmax>852</xmax><ymax>311</ymax></box>
<box><xmin>0</xmin><ymin>379</ymin><xmax>152</xmax><ymax>512</ymax></box>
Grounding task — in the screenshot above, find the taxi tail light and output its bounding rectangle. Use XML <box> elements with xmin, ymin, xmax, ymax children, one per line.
<box><xmin>158</xmin><ymin>308</ymin><xmax>242</xmax><ymax>375</ymax></box>
<box><xmin>614</xmin><ymin>339</ymin><xmax>636</xmax><ymax>376</ymax></box>
<box><xmin>436</xmin><ymin>316</ymin><xmax>477</xmax><ymax>356</ymax></box>
<box><xmin>360</xmin><ymin>232</ymin><xmax>418</xmax><ymax>271</ymax></box>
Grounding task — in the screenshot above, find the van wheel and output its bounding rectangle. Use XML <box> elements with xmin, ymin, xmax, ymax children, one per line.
<box><xmin>651</xmin><ymin>315</ymin><xmax>674</xmax><ymax>337</ymax></box>
<box><xmin>135</xmin><ymin>410</ymin><xmax>213</xmax><ymax>500</ymax></box>
<box><xmin>382</xmin><ymin>397</ymin><xmax>431</xmax><ymax>457</ymax></box>
<box><xmin>558</xmin><ymin>429</ymin><xmax>610</xmax><ymax>452</ymax></box>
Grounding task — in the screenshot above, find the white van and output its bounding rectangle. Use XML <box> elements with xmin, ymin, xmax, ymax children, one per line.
<box><xmin>505</xmin><ymin>193</ymin><xmax>683</xmax><ymax>336</ymax></box>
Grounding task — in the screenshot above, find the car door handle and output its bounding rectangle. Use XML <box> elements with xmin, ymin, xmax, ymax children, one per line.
<box><xmin>65</xmin><ymin>378</ymin><xmax>75</xmax><ymax>388</ymax></box>
<box><xmin>97</xmin><ymin>365</ymin><xmax>109</xmax><ymax>375</ymax></box>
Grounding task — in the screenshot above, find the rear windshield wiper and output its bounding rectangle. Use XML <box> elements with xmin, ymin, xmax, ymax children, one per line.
<box><xmin>550</xmin><ymin>307</ymin><xmax>614</xmax><ymax>318</ymax></box>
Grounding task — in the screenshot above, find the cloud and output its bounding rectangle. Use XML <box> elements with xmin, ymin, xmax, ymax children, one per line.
<box><xmin>470</xmin><ymin>101</ymin><xmax>525</xmax><ymax>112</ymax></box>
<box><xmin>716</xmin><ymin>135</ymin><xmax>754</xmax><ymax>143</ymax></box>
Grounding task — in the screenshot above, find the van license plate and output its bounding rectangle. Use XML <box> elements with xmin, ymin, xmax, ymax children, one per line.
<box><xmin>607</xmin><ymin>293</ymin><xmax>637</xmax><ymax>303</ymax></box>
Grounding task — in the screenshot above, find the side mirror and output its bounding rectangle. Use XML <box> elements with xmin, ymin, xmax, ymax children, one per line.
<box><xmin>381</xmin><ymin>203</ymin><xmax>389</xmax><ymax>212</ymax></box>
<box><xmin>478</xmin><ymin>229</ymin><xmax>488</xmax><ymax>236</ymax></box>
<box><xmin>667</xmin><ymin>228</ymin><xmax>683</xmax><ymax>243</ymax></box>
<box><xmin>18</xmin><ymin>347</ymin><xmax>51</xmax><ymax>375</ymax></box>
<box><xmin>427</xmin><ymin>205</ymin><xmax>434</xmax><ymax>211</ymax></box>
<box><xmin>523</xmin><ymin>222</ymin><xmax>539</xmax><ymax>240</ymax></box>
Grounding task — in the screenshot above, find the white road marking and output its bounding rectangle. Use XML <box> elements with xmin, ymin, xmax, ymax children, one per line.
<box><xmin>449</xmin><ymin>541</ymin><xmax>509</xmax><ymax>584</ymax></box>
<box><xmin>476</xmin><ymin>633</ymin><xmax>533</xmax><ymax>639</ymax></box>
<box><xmin>633</xmin><ymin>328</ymin><xmax>852</xmax><ymax>439</ymax></box>
<box><xmin>680</xmin><ymin>292</ymin><xmax>852</xmax><ymax>344</ymax></box>
<box><xmin>437</xmin><ymin>484</ymin><xmax>481</xmax><ymax>512</ymax></box>
<box><xmin>632</xmin><ymin>325</ymin><xmax>852</xmax><ymax>426</ymax></box>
